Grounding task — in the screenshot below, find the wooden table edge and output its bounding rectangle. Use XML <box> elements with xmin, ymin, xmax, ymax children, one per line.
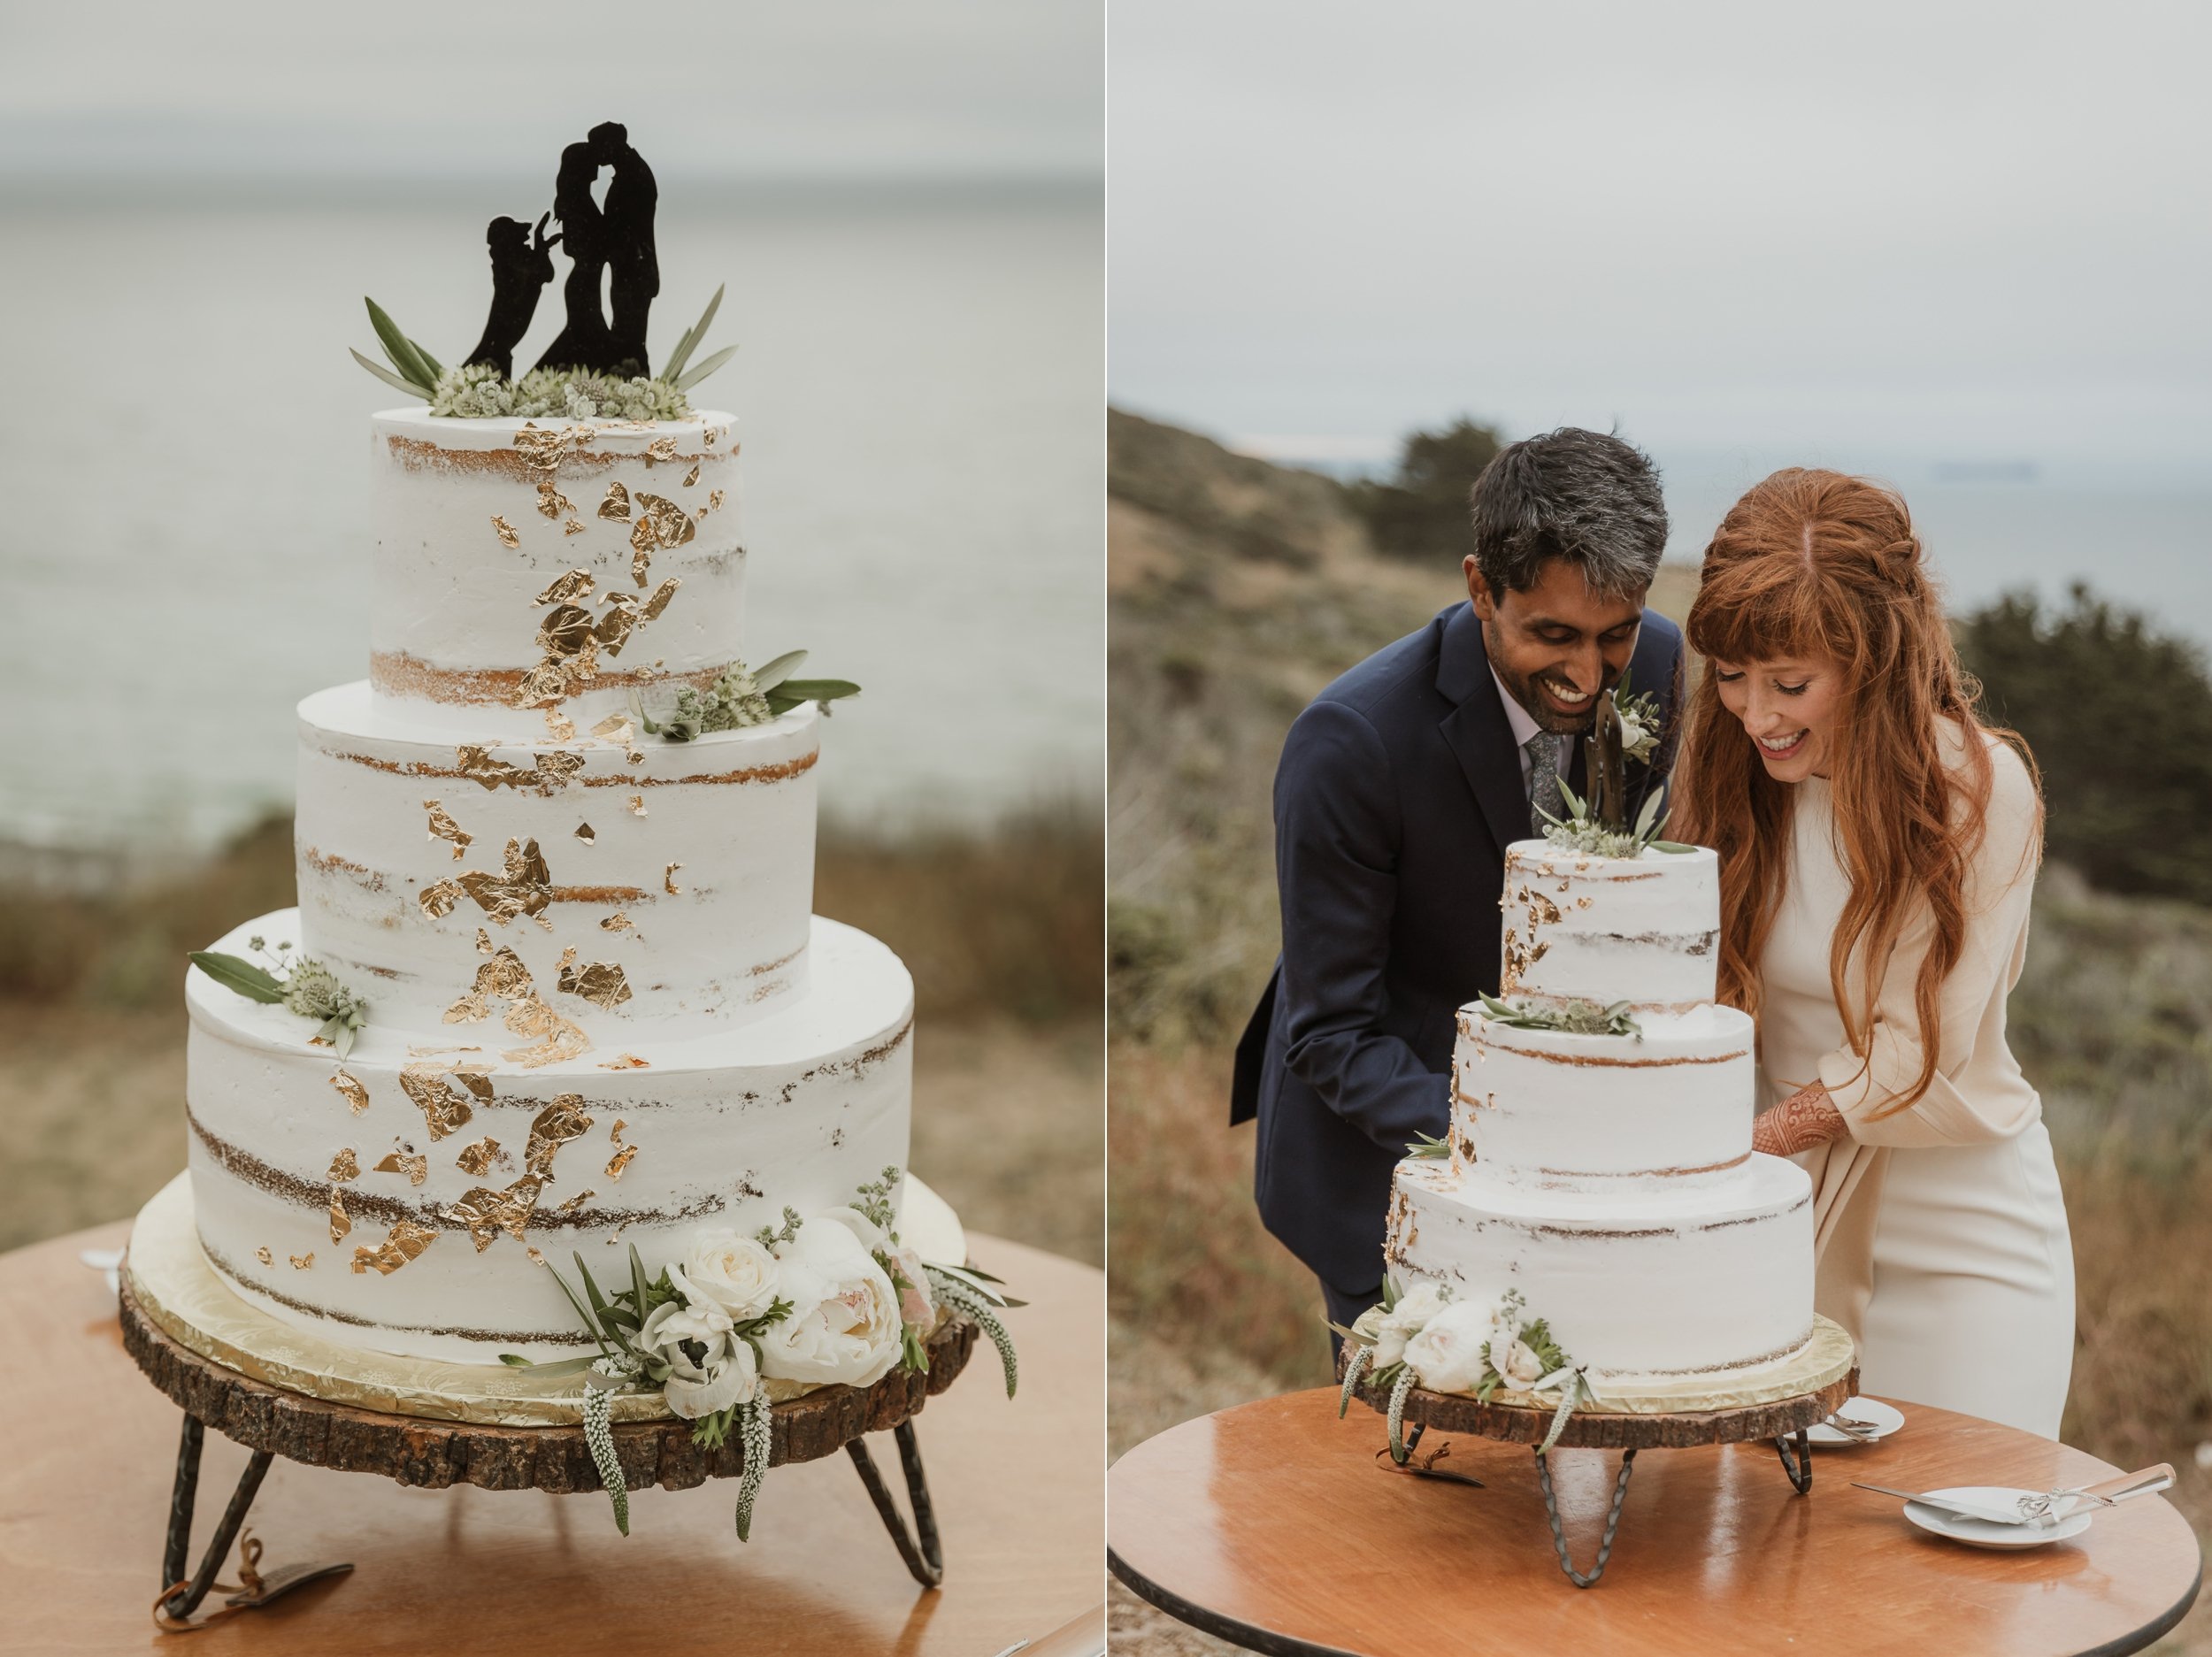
<box><xmin>2076</xmin><ymin>1554</ymin><xmax>2202</xmax><ymax>1657</ymax></box>
<box><xmin>1110</xmin><ymin>1543</ymin><xmax>1362</xmax><ymax>1657</ymax></box>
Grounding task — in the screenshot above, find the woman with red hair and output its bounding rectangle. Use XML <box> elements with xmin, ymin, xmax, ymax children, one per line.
<box><xmin>1673</xmin><ymin>469</ymin><xmax>2074</xmax><ymax>1438</ymax></box>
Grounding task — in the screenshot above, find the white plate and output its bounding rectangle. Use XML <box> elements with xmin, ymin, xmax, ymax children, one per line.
<box><xmin>1805</xmin><ymin>1397</ymin><xmax>1906</xmax><ymax>1447</ymax></box>
<box><xmin>1902</xmin><ymin>1486</ymin><xmax>2093</xmax><ymax>1550</ymax></box>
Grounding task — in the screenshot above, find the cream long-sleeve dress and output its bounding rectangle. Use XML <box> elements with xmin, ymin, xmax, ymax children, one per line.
<box><xmin>1756</xmin><ymin>730</ymin><xmax>2076</xmax><ymax>1438</ymax></box>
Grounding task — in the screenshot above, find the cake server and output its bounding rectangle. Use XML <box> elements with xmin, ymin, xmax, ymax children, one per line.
<box><xmin>2017</xmin><ymin>1463</ymin><xmax>2173</xmax><ymax>1519</ymax></box>
<box><xmin>1849</xmin><ymin>1483</ymin><xmax>2060</xmax><ymax>1528</ymax></box>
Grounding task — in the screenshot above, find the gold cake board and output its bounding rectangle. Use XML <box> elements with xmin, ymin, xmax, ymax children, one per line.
<box><xmin>122</xmin><ymin>1169</ymin><xmax>971</xmax><ymax>1427</ymax></box>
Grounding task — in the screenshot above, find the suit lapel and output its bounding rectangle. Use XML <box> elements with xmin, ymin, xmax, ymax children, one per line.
<box><xmin>1434</xmin><ymin>603</ymin><xmax>1534</xmax><ymax>858</ymax></box>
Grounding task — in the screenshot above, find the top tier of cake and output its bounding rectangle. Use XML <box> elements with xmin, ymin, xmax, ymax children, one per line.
<box><xmin>1501</xmin><ymin>840</ymin><xmax>1719</xmax><ymax>1012</ymax></box>
<box><xmin>371</xmin><ymin>410</ymin><xmax>742</xmax><ymax>738</ymax></box>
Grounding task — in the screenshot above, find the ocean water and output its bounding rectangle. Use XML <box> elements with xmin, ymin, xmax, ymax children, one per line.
<box><xmin>0</xmin><ymin>188</ymin><xmax>1102</xmax><ymax>873</ymax></box>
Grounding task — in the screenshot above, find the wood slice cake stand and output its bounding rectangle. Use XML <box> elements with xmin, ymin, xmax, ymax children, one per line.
<box><xmin>1341</xmin><ymin>1316</ymin><xmax>1859</xmax><ymax>1587</ymax></box>
<box><xmin>117</xmin><ymin>1173</ymin><xmax>986</xmax><ymax>1626</ymax></box>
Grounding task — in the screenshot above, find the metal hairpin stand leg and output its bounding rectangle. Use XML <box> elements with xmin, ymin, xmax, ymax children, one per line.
<box><xmin>1534</xmin><ymin>1446</ymin><xmax>1637</xmax><ymax>1588</ymax></box>
<box><xmin>1775</xmin><ymin>1428</ymin><xmax>1814</xmax><ymax>1493</ymax></box>
<box><xmin>161</xmin><ymin>1414</ymin><xmax>275</xmax><ymax>1618</ymax></box>
<box><xmin>846</xmin><ymin>1420</ymin><xmax>944</xmax><ymax>1588</ymax></box>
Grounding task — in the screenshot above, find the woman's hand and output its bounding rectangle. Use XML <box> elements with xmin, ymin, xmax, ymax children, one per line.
<box><xmin>1754</xmin><ymin>1084</ymin><xmax>1851</xmax><ymax>1155</ymax></box>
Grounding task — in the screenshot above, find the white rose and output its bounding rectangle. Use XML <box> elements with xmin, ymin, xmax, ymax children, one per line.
<box><xmin>1402</xmin><ymin>1300</ymin><xmax>1499</xmax><ymax>1394</ymax></box>
<box><xmin>1493</xmin><ymin>1336</ymin><xmax>1547</xmax><ymax>1388</ymax></box>
<box><xmin>759</xmin><ymin>1215</ymin><xmax>903</xmax><ymax>1389</ymax></box>
<box><xmin>674</xmin><ymin>1231</ymin><xmax>783</xmax><ymax>1323</ymax></box>
<box><xmin>1360</xmin><ymin>1281</ymin><xmax>1448</xmax><ymax>1369</ymax></box>
<box><xmin>635</xmin><ymin>1297</ymin><xmax>760</xmax><ymax>1418</ymax></box>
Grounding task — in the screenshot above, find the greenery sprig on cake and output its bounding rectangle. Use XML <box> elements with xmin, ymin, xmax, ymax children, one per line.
<box><xmin>1539</xmin><ymin>671</ymin><xmax>1694</xmax><ymax>858</ymax></box>
<box><xmin>351</xmin><ymin>286</ymin><xmax>735</xmax><ymax>417</ymax></box>
<box><xmin>628</xmin><ymin>651</ymin><xmax>860</xmax><ymax>741</ymax></box>
<box><xmin>188</xmin><ymin>937</ymin><xmax>368</xmax><ymax>1057</ymax></box>
<box><xmin>1477</xmin><ymin>992</ymin><xmax>1643</xmax><ymax>1039</ymax></box>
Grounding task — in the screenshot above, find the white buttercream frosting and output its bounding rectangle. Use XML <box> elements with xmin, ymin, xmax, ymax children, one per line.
<box><xmin>1501</xmin><ymin>840</ymin><xmax>1719</xmax><ymax>1010</ymax></box>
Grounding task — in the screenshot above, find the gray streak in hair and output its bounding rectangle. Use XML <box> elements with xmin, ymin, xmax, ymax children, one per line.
<box><xmin>1468</xmin><ymin>427</ymin><xmax>1668</xmax><ymax>599</ymax></box>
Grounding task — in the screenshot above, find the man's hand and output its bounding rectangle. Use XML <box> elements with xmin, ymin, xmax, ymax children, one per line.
<box><xmin>1753</xmin><ymin>1084</ymin><xmax>1850</xmax><ymax>1156</ymax></box>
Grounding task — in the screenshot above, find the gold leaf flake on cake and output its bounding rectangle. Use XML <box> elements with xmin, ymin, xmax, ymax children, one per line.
<box><xmin>610</xmin><ymin>1118</ymin><xmax>627</xmax><ymax>1145</ymax></box>
<box><xmin>536</xmin><ymin>752</ymin><xmax>585</xmax><ymax>791</ymax></box>
<box><xmin>681</xmin><ymin>463</ymin><xmax>700</xmax><ymax>487</ymax></box>
<box><xmin>598</xmin><ymin>481</ymin><xmax>633</xmax><ymax>521</ymax></box>
<box><xmin>632</xmin><ymin>493</ymin><xmax>695</xmax><ymax>554</ymax></box>
<box><xmin>456</xmin><ymin>1071</ymin><xmax>495</xmax><ymax>1102</ymax></box>
<box><xmin>328</xmin><ymin>1187</ymin><xmax>352</xmax><ymax>1244</ymax></box>
<box><xmin>457</xmin><ymin>746</ymin><xmax>526</xmax><ymax>791</ymax></box>
<box><xmin>626</xmin><ymin>794</ymin><xmax>647</xmax><ymax>817</ymax></box>
<box><xmin>454</xmin><ymin>1137</ymin><xmax>502</xmax><ymax>1177</ymax></box>
<box><xmin>527</xmin><ymin>1247</ymin><xmax>548</xmax><ymax>1266</ymax></box>
<box><xmin>535</xmin><ymin>568</ymin><xmax>595</xmax><ymax>608</ymax></box>
<box><xmin>330</xmin><ymin>1070</ymin><xmax>371</xmax><ymax>1115</ymax></box>
<box><xmin>664</xmin><ymin>863</ymin><xmax>682</xmax><ymax>895</ymax></box>
<box><xmin>524</xmin><ymin>1095</ymin><xmax>595</xmax><ymax>1180</ymax></box>
<box><xmin>373</xmin><ymin>1150</ymin><xmax>429</xmax><ymax>1186</ymax></box>
<box><xmin>590</xmin><ymin>712</ymin><xmax>634</xmax><ymax>742</ymax></box>
<box><xmin>398</xmin><ymin>1062</ymin><xmax>476</xmax><ymax>1140</ymax></box>
<box><xmin>630</xmin><ymin>543</ymin><xmax>652</xmax><ymax>589</ymax></box>
<box><xmin>502</xmin><ymin>995</ymin><xmax>592</xmax><ymax>1069</ymax></box>
<box><xmin>599</xmin><ymin>910</ymin><xmax>634</xmax><ymax>934</ymax></box>
<box><xmin>598</xmin><ymin>1053</ymin><xmax>649</xmax><ymax>1070</ymax></box>
<box><xmin>514</xmin><ymin>422</ymin><xmax>590</xmax><ymax>475</ymax></box>
<box><xmin>537</xmin><ymin>602</ymin><xmax>596</xmax><ymax>659</ymax></box>
<box><xmin>554</xmin><ymin>1188</ymin><xmax>595</xmax><ymax>1215</ymax></box>
<box><xmin>289</xmin><ymin>1253</ymin><xmax>314</xmax><ymax>1270</ymax></box>
<box><xmin>693</xmin><ymin>507</ymin><xmax>707</xmax><ymax>522</ymax></box>
<box><xmin>490</xmin><ymin>514</ymin><xmax>521</xmax><ymax>548</ymax></box>
<box><xmin>255</xmin><ymin>1246</ymin><xmax>273</xmax><ymax>1267</ymax></box>
<box><xmin>703</xmin><ymin>427</ymin><xmax>716</xmax><ymax>447</ymax></box>
<box><xmin>447</xmin><ymin>1175</ymin><xmax>544</xmax><ymax>1252</ymax></box>
<box><xmin>535</xmin><ymin>480</ymin><xmax>573</xmax><ymax>519</ymax></box>
<box><xmin>544</xmin><ymin>710</ymin><xmax>577</xmax><ymax>740</ymax></box>
<box><xmin>556</xmin><ymin>946</ymin><xmax>634</xmax><ymax>1010</ymax></box>
<box><xmin>351</xmin><ymin>1219</ymin><xmax>439</xmax><ymax>1275</ymax></box>
<box><xmin>592</xmin><ymin>590</ymin><xmax>640</xmax><ymax>656</ymax></box>
<box><xmin>327</xmin><ymin>1148</ymin><xmax>360</xmax><ymax>1183</ymax></box>
<box><xmin>709</xmin><ymin>488</ymin><xmax>726</xmax><ymax>511</ymax></box>
<box><xmin>571</xmin><ymin>823</ymin><xmax>596</xmax><ymax>848</ymax></box>
<box><xmin>563</xmin><ymin>518</ymin><xmax>587</xmax><ymax>536</ymax></box>
<box><xmin>424</xmin><ymin>800</ymin><xmax>473</xmax><ymax>862</ymax></box>
<box><xmin>604</xmin><ymin>1144</ymin><xmax>637</xmax><ymax>1182</ymax></box>
<box><xmin>640</xmin><ymin>579</ymin><xmax>680</xmax><ymax>623</ymax></box>
<box><xmin>645</xmin><ymin>435</ymin><xmax>679</xmax><ymax>465</ymax></box>
<box><xmin>419</xmin><ymin>878</ymin><xmax>465</xmax><ymax>919</ymax></box>
<box><xmin>457</xmin><ymin>836</ymin><xmax>554</xmax><ymax>927</ymax></box>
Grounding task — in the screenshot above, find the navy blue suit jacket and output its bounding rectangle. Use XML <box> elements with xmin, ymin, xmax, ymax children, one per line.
<box><xmin>1231</xmin><ymin>600</ymin><xmax>1686</xmax><ymax>1294</ymax></box>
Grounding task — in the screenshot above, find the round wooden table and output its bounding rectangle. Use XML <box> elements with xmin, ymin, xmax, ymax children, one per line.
<box><xmin>1109</xmin><ymin>1387</ymin><xmax>2202</xmax><ymax>1656</ymax></box>
<box><xmin>0</xmin><ymin>1218</ymin><xmax>1103</xmax><ymax>1655</ymax></box>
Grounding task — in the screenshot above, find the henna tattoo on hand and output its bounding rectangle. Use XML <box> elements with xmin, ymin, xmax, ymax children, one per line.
<box><xmin>1755</xmin><ymin>1085</ymin><xmax>1850</xmax><ymax>1155</ymax></box>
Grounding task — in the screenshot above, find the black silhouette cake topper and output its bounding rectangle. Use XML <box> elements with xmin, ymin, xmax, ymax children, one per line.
<box><xmin>353</xmin><ymin>123</ymin><xmax>730</xmax><ymax>410</ymax></box>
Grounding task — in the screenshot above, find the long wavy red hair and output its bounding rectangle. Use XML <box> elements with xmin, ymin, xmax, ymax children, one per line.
<box><xmin>1671</xmin><ymin>469</ymin><xmax>2038</xmax><ymax>1118</ymax></box>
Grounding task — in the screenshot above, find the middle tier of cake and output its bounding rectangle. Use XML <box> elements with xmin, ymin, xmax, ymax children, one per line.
<box><xmin>295</xmin><ymin>681</ymin><xmax>816</xmax><ymax>1035</ymax></box>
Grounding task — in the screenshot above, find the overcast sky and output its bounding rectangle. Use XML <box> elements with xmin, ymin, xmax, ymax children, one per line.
<box><xmin>1109</xmin><ymin>0</ymin><xmax>2210</xmax><ymax>478</ymax></box>
<box><xmin>0</xmin><ymin>2</ymin><xmax>1102</xmax><ymax>184</ymax></box>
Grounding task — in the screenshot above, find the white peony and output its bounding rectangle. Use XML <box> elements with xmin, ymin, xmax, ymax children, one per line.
<box><xmin>1354</xmin><ymin>1281</ymin><xmax>1449</xmax><ymax>1369</ymax></box>
<box><xmin>673</xmin><ymin>1230</ymin><xmax>783</xmax><ymax>1323</ymax></box>
<box><xmin>1402</xmin><ymin>1299</ymin><xmax>1500</xmax><ymax>1394</ymax></box>
<box><xmin>634</xmin><ymin>1295</ymin><xmax>760</xmax><ymax>1419</ymax></box>
<box><xmin>813</xmin><ymin>1206</ymin><xmax>933</xmax><ymax>1328</ymax></box>
<box><xmin>759</xmin><ymin>1214</ymin><xmax>904</xmax><ymax>1389</ymax></box>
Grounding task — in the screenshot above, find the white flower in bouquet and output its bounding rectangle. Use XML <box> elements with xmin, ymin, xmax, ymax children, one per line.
<box><xmin>758</xmin><ymin>1214</ymin><xmax>903</xmax><ymax>1389</ymax></box>
<box><xmin>1354</xmin><ymin>1280</ymin><xmax>1449</xmax><ymax>1369</ymax></box>
<box><xmin>1489</xmin><ymin>1331</ymin><xmax>1547</xmax><ymax>1388</ymax></box>
<box><xmin>673</xmin><ymin>1230</ymin><xmax>783</xmax><ymax>1323</ymax></box>
<box><xmin>1401</xmin><ymin>1299</ymin><xmax>1500</xmax><ymax>1393</ymax></box>
<box><xmin>635</xmin><ymin>1296</ymin><xmax>760</xmax><ymax>1419</ymax></box>
<box><xmin>814</xmin><ymin>1205</ymin><xmax>933</xmax><ymax>1329</ymax></box>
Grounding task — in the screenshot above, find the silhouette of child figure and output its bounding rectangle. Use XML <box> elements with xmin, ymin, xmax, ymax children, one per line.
<box><xmin>464</xmin><ymin>213</ymin><xmax>560</xmax><ymax>380</ymax></box>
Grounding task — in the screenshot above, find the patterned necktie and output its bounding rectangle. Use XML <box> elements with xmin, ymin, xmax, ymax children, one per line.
<box><xmin>1526</xmin><ymin>732</ymin><xmax>1566</xmax><ymax>834</ymax></box>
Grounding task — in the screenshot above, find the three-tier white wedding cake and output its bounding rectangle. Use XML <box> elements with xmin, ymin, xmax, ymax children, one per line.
<box><xmin>1386</xmin><ymin>839</ymin><xmax>1817</xmax><ymax>1387</ymax></box>
<box><xmin>185</xmin><ymin>409</ymin><xmax>916</xmax><ymax>1364</ymax></box>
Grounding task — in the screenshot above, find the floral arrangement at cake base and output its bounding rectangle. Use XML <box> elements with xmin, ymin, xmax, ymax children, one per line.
<box><xmin>1335</xmin><ymin>1277</ymin><xmax>1593</xmax><ymax>1457</ymax></box>
<box><xmin>503</xmin><ymin>1168</ymin><xmax>1018</xmax><ymax>1538</ymax></box>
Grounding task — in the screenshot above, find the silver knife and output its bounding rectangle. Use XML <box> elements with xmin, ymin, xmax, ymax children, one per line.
<box><xmin>1850</xmin><ymin>1482</ymin><xmax>2059</xmax><ymax>1528</ymax></box>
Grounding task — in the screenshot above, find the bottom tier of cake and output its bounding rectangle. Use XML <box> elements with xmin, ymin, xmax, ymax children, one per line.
<box><xmin>186</xmin><ymin>908</ymin><xmax>915</xmax><ymax>1364</ymax></box>
<box><xmin>1386</xmin><ymin>1152</ymin><xmax>1816</xmax><ymax>1386</ymax></box>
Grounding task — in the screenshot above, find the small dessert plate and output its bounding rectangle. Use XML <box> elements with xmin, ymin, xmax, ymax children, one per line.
<box><xmin>1805</xmin><ymin>1398</ymin><xmax>1905</xmax><ymax>1446</ymax></box>
<box><xmin>1903</xmin><ymin>1486</ymin><xmax>2093</xmax><ymax>1550</ymax></box>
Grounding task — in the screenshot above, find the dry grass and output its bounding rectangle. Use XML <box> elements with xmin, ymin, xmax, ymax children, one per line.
<box><xmin>0</xmin><ymin>810</ymin><xmax>1103</xmax><ymax>1263</ymax></box>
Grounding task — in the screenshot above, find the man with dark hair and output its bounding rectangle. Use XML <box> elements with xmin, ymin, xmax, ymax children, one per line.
<box><xmin>1230</xmin><ymin>427</ymin><xmax>1686</xmax><ymax>1345</ymax></box>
